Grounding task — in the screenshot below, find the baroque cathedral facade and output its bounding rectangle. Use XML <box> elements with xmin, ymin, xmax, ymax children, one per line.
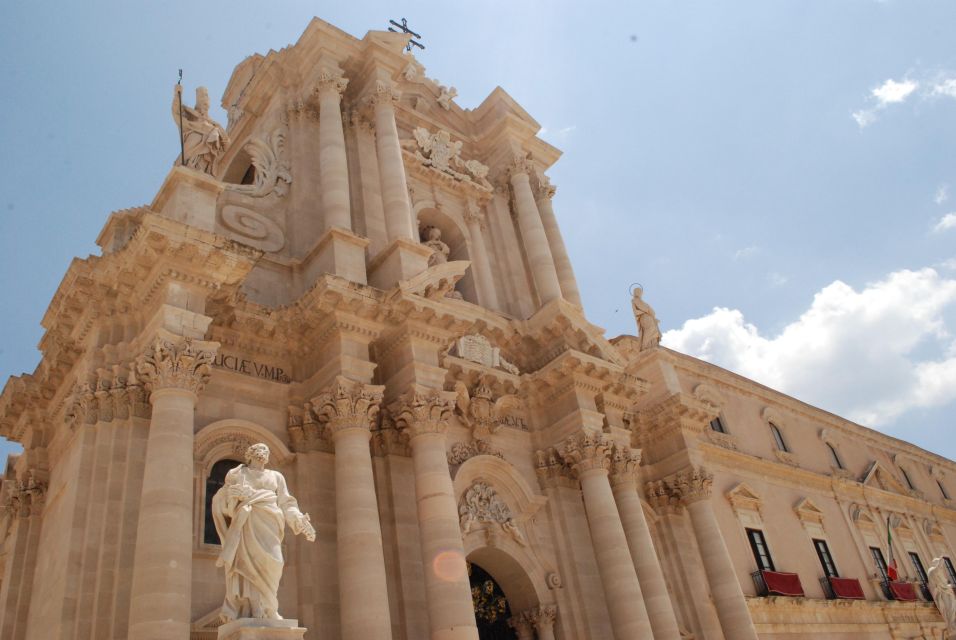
<box><xmin>1</xmin><ymin>16</ymin><xmax>955</xmax><ymax>640</ymax></box>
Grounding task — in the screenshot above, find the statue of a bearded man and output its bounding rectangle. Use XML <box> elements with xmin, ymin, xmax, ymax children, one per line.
<box><xmin>212</xmin><ymin>443</ymin><xmax>315</xmax><ymax>622</ymax></box>
<box><xmin>172</xmin><ymin>84</ymin><xmax>229</xmax><ymax>175</ymax></box>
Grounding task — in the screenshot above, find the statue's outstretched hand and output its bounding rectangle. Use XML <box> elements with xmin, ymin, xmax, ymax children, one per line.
<box><xmin>299</xmin><ymin>514</ymin><xmax>316</xmax><ymax>542</ymax></box>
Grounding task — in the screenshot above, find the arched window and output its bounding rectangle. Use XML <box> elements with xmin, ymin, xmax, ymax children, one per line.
<box><xmin>826</xmin><ymin>443</ymin><xmax>844</xmax><ymax>470</ymax></box>
<box><xmin>899</xmin><ymin>466</ymin><xmax>916</xmax><ymax>491</ymax></box>
<box><xmin>769</xmin><ymin>423</ymin><xmax>788</xmax><ymax>453</ymax></box>
<box><xmin>204</xmin><ymin>459</ymin><xmax>241</xmax><ymax>545</ymax></box>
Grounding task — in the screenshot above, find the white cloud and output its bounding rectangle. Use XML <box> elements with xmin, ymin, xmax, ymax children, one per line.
<box><xmin>733</xmin><ymin>246</ymin><xmax>760</xmax><ymax>261</ymax></box>
<box><xmin>767</xmin><ymin>272</ymin><xmax>789</xmax><ymax>287</ymax></box>
<box><xmin>931</xmin><ymin>78</ymin><xmax>956</xmax><ymax>99</ymax></box>
<box><xmin>935</xmin><ymin>185</ymin><xmax>950</xmax><ymax>205</ymax></box>
<box><xmin>939</xmin><ymin>258</ymin><xmax>956</xmax><ymax>271</ymax></box>
<box><xmin>872</xmin><ymin>78</ymin><xmax>918</xmax><ymax>104</ymax></box>
<box><xmin>662</xmin><ymin>268</ymin><xmax>956</xmax><ymax>428</ymax></box>
<box><xmin>934</xmin><ymin>213</ymin><xmax>956</xmax><ymax>233</ymax></box>
<box><xmin>852</xmin><ymin>109</ymin><xmax>878</xmax><ymax>128</ymax></box>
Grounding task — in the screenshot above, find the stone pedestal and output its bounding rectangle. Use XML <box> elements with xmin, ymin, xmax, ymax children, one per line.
<box><xmin>312</xmin><ymin>227</ymin><xmax>370</xmax><ymax>285</ymax></box>
<box><xmin>368</xmin><ymin>237</ymin><xmax>432</xmax><ymax>290</ymax></box>
<box><xmin>217</xmin><ymin>619</ymin><xmax>306</xmax><ymax>640</ymax></box>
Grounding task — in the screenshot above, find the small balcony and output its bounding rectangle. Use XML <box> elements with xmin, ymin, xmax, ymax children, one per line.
<box><xmin>819</xmin><ymin>575</ymin><xmax>865</xmax><ymax>600</ymax></box>
<box><xmin>752</xmin><ymin>569</ymin><xmax>805</xmax><ymax>597</ymax></box>
<box><xmin>879</xmin><ymin>579</ymin><xmax>919</xmax><ymax>602</ymax></box>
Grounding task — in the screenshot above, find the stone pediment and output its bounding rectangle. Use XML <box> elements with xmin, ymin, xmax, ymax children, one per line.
<box><xmin>727</xmin><ymin>482</ymin><xmax>762</xmax><ymax>515</ymax></box>
<box><xmin>862</xmin><ymin>461</ymin><xmax>910</xmax><ymax>496</ymax></box>
<box><xmin>794</xmin><ymin>498</ymin><xmax>825</xmax><ymax>526</ymax></box>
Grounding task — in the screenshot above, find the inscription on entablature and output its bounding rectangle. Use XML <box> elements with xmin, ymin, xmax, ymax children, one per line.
<box><xmin>212</xmin><ymin>352</ymin><xmax>290</xmax><ymax>383</ymax></box>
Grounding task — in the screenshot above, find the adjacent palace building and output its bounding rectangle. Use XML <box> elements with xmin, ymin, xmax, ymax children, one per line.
<box><xmin>1</xmin><ymin>17</ymin><xmax>955</xmax><ymax>640</ymax></box>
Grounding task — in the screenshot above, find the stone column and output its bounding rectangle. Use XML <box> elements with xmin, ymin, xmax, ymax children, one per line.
<box><xmin>561</xmin><ymin>432</ymin><xmax>653</xmax><ymax>639</ymax></box>
<box><xmin>525</xmin><ymin>605</ymin><xmax>557</xmax><ymax>640</ymax></box>
<box><xmin>677</xmin><ymin>468</ymin><xmax>759</xmax><ymax>640</ymax></box>
<box><xmin>609</xmin><ymin>447</ymin><xmax>682</xmax><ymax>640</ymax></box>
<box><xmin>508</xmin><ymin>156</ymin><xmax>562</xmax><ymax>304</ymax></box>
<box><xmin>316</xmin><ymin>67</ymin><xmax>352</xmax><ymax>232</ymax></box>
<box><xmin>392</xmin><ymin>387</ymin><xmax>479</xmax><ymax>640</ymax></box>
<box><xmin>533</xmin><ymin>177</ymin><xmax>582</xmax><ymax>307</ymax></box>
<box><xmin>370</xmin><ymin>81</ymin><xmax>415</xmax><ymax>242</ymax></box>
<box><xmin>507</xmin><ymin>615</ymin><xmax>534</xmax><ymax>640</ymax></box>
<box><xmin>313</xmin><ymin>377</ymin><xmax>392</xmax><ymax>640</ymax></box>
<box><xmin>127</xmin><ymin>334</ymin><xmax>218</xmax><ymax>640</ymax></box>
<box><xmin>463</xmin><ymin>199</ymin><xmax>500</xmax><ymax>310</ymax></box>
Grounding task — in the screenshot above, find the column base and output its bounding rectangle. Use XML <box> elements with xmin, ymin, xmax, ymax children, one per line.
<box><xmin>313</xmin><ymin>227</ymin><xmax>371</xmax><ymax>285</ymax></box>
<box><xmin>368</xmin><ymin>237</ymin><xmax>432</xmax><ymax>290</ymax></box>
<box><xmin>217</xmin><ymin>618</ymin><xmax>306</xmax><ymax>640</ymax></box>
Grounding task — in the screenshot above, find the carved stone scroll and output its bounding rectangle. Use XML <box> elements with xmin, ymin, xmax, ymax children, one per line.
<box><xmin>458</xmin><ymin>481</ymin><xmax>526</xmax><ymax>546</ymax></box>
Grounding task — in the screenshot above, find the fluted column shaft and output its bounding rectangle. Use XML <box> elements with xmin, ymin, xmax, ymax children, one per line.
<box><xmin>128</xmin><ymin>335</ymin><xmax>217</xmax><ymax>640</ymax></box>
<box><xmin>681</xmin><ymin>471</ymin><xmax>758</xmax><ymax>640</ymax></box>
<box><xmin>314</xmin><ymin>378</ymin><xmax>392</xmax><ymax>640</ymax></box>
<box><xmin>535</xmin><ymin>185</ymin><xmax>582</xmax><ymax>306</ymax></box>
<box><xmin>372</xmin><ymin>84</ymin><xmax>416</xmax><ymax>242</ymax></box>
<box><xmin>611</xmin><ymin>475</ymin><xmax>681</xmax><ymax>640</ymax></box>
<box><xmin>509</xmin><ymin>167</ymin><xmax>561</xmax><ymax>303</ymax></box>
<box><xmin>394</xmin><ymin>389</ymin><xmax>478</xmax><ymax>640</ymax></box>
<box><xmin>463</xmin><ymin>203</ymin><xmax>499</xmax><ymax>310</ymax></box>
<box><xmin>317</xmin><ymin>71</ymin><xmax>352</xmax><ymax>232</ymax></box>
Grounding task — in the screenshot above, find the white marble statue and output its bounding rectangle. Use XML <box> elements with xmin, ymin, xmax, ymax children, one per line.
<box><xmin>172</xmin><ymin>84</ymin><xmax>229</xmax><ymax>175</ymax></box>
<box><xmin>929</xmin><ymin>557</ymin><xmax>956</xmax><ymax>636</ymax></box>
<box><xmin>422</xmin><ymin>226</ymin><xmax>451</xmax><ymax>267</ymax></box>
<box><xmin>212</xmin><ymin>443</ymin><xmax>315</xmax><ymax>622</ymax></box>
<box><xmin>631</xmin><ymin>286</ymin><xmax>662</xmax><ymax>351</ymax></box>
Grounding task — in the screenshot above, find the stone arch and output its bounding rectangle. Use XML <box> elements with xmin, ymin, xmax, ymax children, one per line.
<box><xmin>195</xmin><ymin>418</ymin><xmax>293</xmax><ymax>475</ymax></box>
<box><xmin>453</xmin><ymin>455</ymin><xmax>546</xmax><ymax>522</ymax></box>
<box><xmin>467</xmin><ymin>544</ymin><xmax>545</xmax><ymax>614</ymax></box>
<box><xmin>414</xmin><ymin>202</ymin><xmax>477</xmax><ymax>303</ymax></box>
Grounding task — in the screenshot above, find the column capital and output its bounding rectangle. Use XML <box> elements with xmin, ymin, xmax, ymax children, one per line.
<box><xmin>366</xmin><ymin>79</ymin><xmax>401</xmax><ymax>108</ymax></box>
<box><xmin>388</xmin><ymin>386</ymin><xmax>456</xmax><ymax>439</ymax></box>
<box><xmin>463</xmin><ymin>199</ymin><xmax>486</xmax><ymax>229</ymax></box>
<box><xmin>523</xmin><ymin>604</ymin><xmax>557</xmax><ymax>631</ymax></box>
<box><xmin>507</xmin><ymin>153</ymin><xmax>534</xmax><ymax>182</ymax></box>
<box><xmin>608</xmin><ymin>444</ymin><xmax>642</xmax><ymax>487</ymax></box>
<box><xmin>533</xmin><ymin>174</ymin><xmax>557</xmax><ymax>200</ymax></box>
<box><xmin>136</xmin><ymin>331</ymin><xmax>219</xmax><ymax>397</ymax></box>
<box><xmin>314</xmin><ymin>68</ymin><xmax>349</xmax><ymax>97</ymax></box>
<box><xmin>675</xmin><ymin>467</ymin><xmax>714</xmax><ymax>504</ymax></box>
<box><xmin>645</xmin><ymin>479</ymin><xmax>683</xmax><ymax>515</ymax></box>
<box><xmin>561</xmin><ymin>430</ymin><xmax>612</xmax><ymax>478</ymax></box>
<box><xmin>507</xmin><ymin>615</ymin><xmax>534</xmax><ymax>639</ymax></box>
<box><xmin>311</xmin><ymin>376</ymin><xmax>385</xmax><ymax>437</ymax></box>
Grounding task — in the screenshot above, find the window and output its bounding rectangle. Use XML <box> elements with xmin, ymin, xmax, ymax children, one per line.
<box><xmin>909</xmin><ymin>552</ymin><xmax>928</xmax><ymax>586</ymax></box>
<box><xmin>813</xmin><ymin>539</ymin><xmax>839</xmax><ymax>578</ymax></box>
<box><xmin>870</xmin><ymin>547</ymin><xmax>889</xmax><ymax>582</ymax></box>
<box><xmin>769</xmin><ymin>423</ymin><xmax>788</xmax><ymax>452</ymax></box>
<box><xmin>938</xmin><ymin>478</ymin><xmax>950</xmax><ymax>500</ymax></box>
<box><xmin>710</xmin><ymin>417</ymin><xmax>727</xmax><ymax>433</ymax></box>
<box><xmin>899</xmin><ymin>466</ymin><xmax>916</xmax><ymax>491</ymax></box>
<box><xmin>204</xmin><ymin>459</ymin><xmax>241</xmax><ymax>545</ymax></box>
<box><xmin>240</xmin><ymin>164</ymin><xmax>256</xmax><ymax>185</ymax></box>
<box><xmin>943</xmin><ymin>557</ymin><xmax>956</xmax><ymax>585</ymax></box>
<box><xmin>826</xmin><ymin>443</ymin><xmax>844</xmax><ymax>470</ymax></box>
<box><xmin>747</xmin><ymin>529</ymin><xmax>775</xmax><ymax>572</ymax></box>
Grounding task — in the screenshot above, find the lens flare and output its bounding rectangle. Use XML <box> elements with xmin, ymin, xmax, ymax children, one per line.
<box><xmin>432</xmin><ymin>550</ymin><xmax>467</xmax><ymax>582</ymax></box>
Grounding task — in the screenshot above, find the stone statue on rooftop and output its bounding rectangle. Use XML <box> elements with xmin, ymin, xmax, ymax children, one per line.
<box><xmin>212</xmin><ymin>443</ymin><xmax>315</xmax><ymax>622</ymax></box>
<box><xmin>173</xmin><ymin>84</ymin><xmax>229</xmax><ymax>175</ymax></box>
<box><xmin>422</xmin><ymin>226</ymin><xmax>451</xmax><ymax>267</ymax></box>
<box><xmin>928</xmin><ymin>557</ymin><xmax>956</xmax><ymax>636</ymax></box>
<box><xmin>631</xmin><ymin>286</ymin><xmax>662</xmax><ymax>351</ymax></box>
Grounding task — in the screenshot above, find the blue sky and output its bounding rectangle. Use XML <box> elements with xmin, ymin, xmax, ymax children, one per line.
<box><xmin>1</xmin><ymin>1</ymin><xmax>954</xmax><ymax>461</ymax></box>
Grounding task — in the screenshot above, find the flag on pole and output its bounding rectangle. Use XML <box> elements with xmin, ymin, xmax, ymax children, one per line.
<box><xmin>887</xmin><ymin>516</ymin><xmax>899</xmax><ymax>581</ymax></box>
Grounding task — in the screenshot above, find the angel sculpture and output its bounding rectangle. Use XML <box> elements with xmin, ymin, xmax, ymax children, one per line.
<box><xmin>454</xmin><ymin>381</ymin><xmax>522</xmax><ymax>439</ymax></box>
<box><xmin>226</xmin><ymin>127</ymin><xmax>292</xmax><ymax>198</ymax></box>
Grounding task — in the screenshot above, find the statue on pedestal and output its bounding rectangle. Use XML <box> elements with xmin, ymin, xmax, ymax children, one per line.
<box><xmin>631</xmin><ymin>286</ymin><xmax>662</xmax><ymax>351</ymax></box>
<box><xmin>929</xmin><ymin>558</ymin><xmax>956</xmax><ymax>637</ymax></box>
<box><xmin>422</xmin><ymin>226</ymin><xmax>451</xmax><ymax>267</ymax></box>
<box><xmin>212</xmin><ymin>443</ymin><xmax>315</xmax><ymax>623</ymax></box>
<box><xmin>173</xmin><ymin>84</ymin><xmax>229</xmax><ymax>175</ymax></box>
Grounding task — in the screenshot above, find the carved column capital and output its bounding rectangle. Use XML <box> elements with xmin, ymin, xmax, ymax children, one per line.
<box><xmin>608</xmin><ymin>444</ymin><xmax>642</xmax><ymax>487</ymax></box>
<box><xmin>463</xmin><ymin>199</ymin><xmax>486</xmax><ymax>229</ymax></box>
<box><xmin>675</xmin><ymin>467</ymin><xmax>714</xmax><ymax>504</ymax></box>
<box><xmin>645</xmin><ymin>480</ymin><xmax>682</xmax><ymax>515</ymax></box>
<box><xmin>389</xmin><ymin>386</ymin><xmax>456</xmax><ymax>439</ymax></box>
<box><xmin>311</xmin><ymin>376</ymin><xmax>384</xmax><ymax>437</ymax></box>
<box><xmin>366</xmin><ymin>80</ymin><xmax>401</xmax><ymax>108</ymax></box>
<box><xmin>523</xmin><ymin>604</ymin><xmax>557</xmax><ymax>631</ymax></box>
<box><xmin>534</xmin><ymin>447</ymin><xmax>575</xmax><ymax>489</ymax></box>
<box><xmin>314</xmin><ymin>68</ymin><xmax>349</xmax><ymax>97</ymax></box>
<box><xmin>561</xmin><ymin>430</ymin><xmax>612</xmax><ymax>478</ymax></box>
<box><xmin>507</xmin><ymin>153</ymin><xmax>534</xmax><ymax>181</ymax></box>
<box><xmin>533</xmin><ymin>175</ymin><xmax>557</xmax><ymax>200</ymax></box>
<box><xmin>136</xmin><ymin>333</ymin><xmax>219</xmax><ymax>398</ymax></box>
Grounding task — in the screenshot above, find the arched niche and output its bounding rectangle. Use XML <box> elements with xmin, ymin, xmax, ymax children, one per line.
<box><xmin>453</xmin><ymin>455</ymin><xmax>546</xmax><ymax>521</ymax></box>
<box><xmin>415</xmin><ymin>202</ymin><xmax>477</xmax><ymax>304</ymax></box>
<box><xmin>221</xmin><ymin>146</ymin><xmax>255</xmax><ymax>185</ymax></box>
<box><xmin>194</xmin><ymin>418</ymin><xmax>293</xmax><ymax>475</ymax></box>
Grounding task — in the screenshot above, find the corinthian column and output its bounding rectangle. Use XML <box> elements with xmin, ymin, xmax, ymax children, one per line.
<box><xmin>127</xmin><ymin>332</ymin><xmax>218</xmax><ymax>640</ymax></box>
<box><xmin>370</xmin><ymin>81</ymin><xmax>415</xmax><ymax>242</ymax></box>
<box><xmin>392</xmin><ymin>387</ymin><xmax>479</xmax><ymax>640</ymax></box>
<box><xmin>508</xmin><ymin>156</ymin><xmax>562</xmax><ymax>304</ymax></box>
<box><xmin>561</xmin><ymin>432</ymin><xmax>653</xmax><ymax>639</ymax></box>
<box><xmin>678</xmin><ymin>468</ymin><xmax>758</xmax><ymax>640</ymax></box>
<box><xmin>524</xmin><ymin>605</ymin><xmax>557</xmax><ymax>640</ymax></box>
<box><xmin>609</xmin><ymin>447</ymin><xmax>681</xmax><ymax>640</ymax></box>
<box><xmin>313</xmin><ymin>377</ymin><xmax>392</xmax><ymax>640</ymax></box>
<box><xmin>534</xmin><ymin>177</ymin><xmax>581</xmax><ymax>307</ymax></box>
<box><xmin>463</xmin><ymin>199</ymin><xmax>499</xmax><ymax>310</ymax></box>
<box><xmin>316</xmin><ymin>67</ymin><xmax>352</xmax><ymax>232</ymax></box>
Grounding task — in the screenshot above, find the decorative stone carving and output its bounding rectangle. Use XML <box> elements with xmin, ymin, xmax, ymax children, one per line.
<box><xmin>404</xmin><ymin>127</ymin><xmax>491</xmax><ymax>189</ymax></box>
<box><xmin>314</xmin><ymin>67</ymin><xmax>348</xmax><ymax>96</ymax></box>
<box><xmin>458</xmin><ymin>480</ymin><xmax>526</xmax><ymax>546</ymax></box>
<box><xmin>219</xmin><ymin>204</ymin><xmax>286</xmax><ymax>253</ymax></box>
<box><xmin>448</xmin><ymin>334</ymin><xmax>520</xmax><ymax>375</ymax></box>
<box><xmin>523</xmin><ymin>604</ymin><xmax>557</xmax><ymax>631</ymax></box>
<box><xmin>287</xmin><ymin>402</ymin><xmax>331</xmax><ymax>453</ymax></box>
<box><xmin>212</xmin><ymin>443</ymin><xmax>315</xmax><ymax>622</ymax></box>
<box><xmin>225</xmin><ymin>127</ymin><xmax>292</xmax><ymax>198</ymax></box>
<box><xmin>452</xmin><ymin>381</ymin><xmax>522</xmax><ymax>438</ymax></box>
<box><xmin>447</xmin><ymin>439</ymin><xmax>503</xmax><ymax>466</ymax></box>
<box><xmin>310</xmin><ymin>376</ymin><xmax>384</xmax><ymax>436</ymax></box>
<box><xmin>545</xmin><ymin>572</ymin><xmax>563</xmax><ymax>589</ymax></box>
<box><xmin>421</xmin><ymin>226</ymin><xmax>451</xmax><ymax>267</ymax></box>
<box><xmin>533</xmin><ymin>174</ymin><xmax>557</xmax><ymax>201</ymax></box>
<box><xmin>534</xmin><ymin>447</ymin><xmax>574</xmax><ymax>489</ymax></box>
<box><xmin>794</xmin><ymin>497</ymin><xmax>825</xmax><ymax>530</ymax></box>
<box><xmin>693</xmin><ymin>383</ymin><xmax>724</xmax><ymax>409</ymax></box>
<box><xmin>608</xmin><ymin>443</ymin><xmax>642</xmax><ymax>486</ymax></box>
<box><xmin>674</xmin><ymin>467</ymin><xmax>713</xmax><ymax>504</ymax></box>
<box><xmin>726</xmin><ymin>483</ymin><xmax>763</xmax><ymax>516</ymax></box>
<box><xmin>561</xmin><ymin>430</ymin><xmax>612</xmax><ymax>477</ymax></box>
<box><xmin>137</xmin><ymin>333</ymin><xmax>219</xmax><ymax>396</ymax></box>
<box><xmin>437</xmin><ymin>85</ymin><xmax>458</xmax><ymax>110</ymax></box>
<box><xmin>928</xmin><ymin>558</ymin><xmax>956</xmax><ymax>634</ymax></box>
<box><xmin>631</xmin><ymin>286</ymin><xmax>661</xmax><ymax>351</ymax></box>
<box><xmin>389</xmin><ymin>386</ymin><xmax>456</xmax><ymax>439</ymax></box>
<box><xmin>367</xmin><ymin>80</ymin><xmax>400</xmax><ymax>107</ymax></box>
<box><xmin>67</xmin><ymin>366</ymin><xmax>150</xmax><ymax>425</ymax></box>
<box><xmin>172</xmin><ymin>84</ymin><xmax>229</xmax><ymax>175</ymax></box>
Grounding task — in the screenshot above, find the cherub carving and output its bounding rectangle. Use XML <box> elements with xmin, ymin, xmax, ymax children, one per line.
<box><xmin>454</xmin><ymin>380</ymin><xmax>522</xmax><ymax>439</ymax></box>
<box><xmin>421</xmin><ymin>226</ymin><xmax>451</xmax><ymax>266</ymax></box>
<box><xmin>413</xmin><ymin>128</ymin><xmax>462</xmax><ymax>172</ymax></box>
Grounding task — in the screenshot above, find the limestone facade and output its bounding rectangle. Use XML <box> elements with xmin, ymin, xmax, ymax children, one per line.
<box><xmin>0</xmin><ymin>16</ymin><xmax>954</xmax><ymax>640</ymax></box>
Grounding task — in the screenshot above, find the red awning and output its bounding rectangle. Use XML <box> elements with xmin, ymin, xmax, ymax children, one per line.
<box><xmin>761</xmin><ymin>570</ymin><xmax>805</xmax><ymax>597</ymax></box>
<box><xmin>888</xmin><ymin>581</ymin><xmax>918</xmax><ymax>601</ymax></box>
<box><xmin>829</xmin><ymin>576</ymin><xmax>865</xmax><ymax>600</ymax></box>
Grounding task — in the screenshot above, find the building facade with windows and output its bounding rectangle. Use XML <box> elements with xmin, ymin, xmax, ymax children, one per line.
<box><xmin>0</xmin><ymin>16</ymin><xmax>954</xmax><ymax>640</ymax></box>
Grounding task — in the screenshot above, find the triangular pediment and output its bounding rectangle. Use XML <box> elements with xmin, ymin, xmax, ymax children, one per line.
<box><xmin>862</xmin><ymin>461</ymin><xmax>910</xmax><ymax>495</ymax></box>
<box><xmin>794</xmin><ymin>498</ymin><xmax>825</xmax><ymax>525</ymax></box>
<box><xmin>727</xmin><ymin>482</ymin><xmax>762</xmax><ymax>513</ymax></box>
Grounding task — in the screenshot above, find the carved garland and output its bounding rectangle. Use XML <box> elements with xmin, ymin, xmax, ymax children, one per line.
<box><xmin>458</xmin><ymin>480</ymin><xmax>526</xmax><ymax>546</ymax></box>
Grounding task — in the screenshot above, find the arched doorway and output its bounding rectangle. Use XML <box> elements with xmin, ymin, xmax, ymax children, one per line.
<box><xmin>469</xmin><ymin>562</ymin><xmax>517</xmax><ymax>640</ymax></box>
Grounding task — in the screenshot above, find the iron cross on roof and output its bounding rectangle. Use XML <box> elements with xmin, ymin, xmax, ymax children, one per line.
<box><xmin>388</xmin><ymin>18</ymin><xmax>425</xmax><ymax>51</ymax></box>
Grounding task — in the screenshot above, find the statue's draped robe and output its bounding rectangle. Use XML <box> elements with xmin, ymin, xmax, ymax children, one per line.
<box><xmin>212</xmin><ymin>465</ymin><xmax>307</xmax><ymax>620</ymax></box>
